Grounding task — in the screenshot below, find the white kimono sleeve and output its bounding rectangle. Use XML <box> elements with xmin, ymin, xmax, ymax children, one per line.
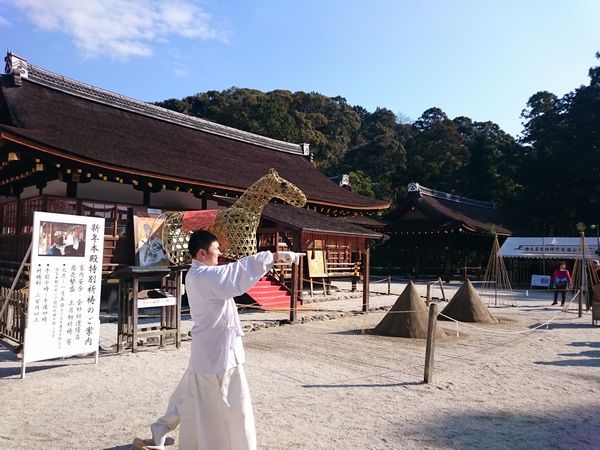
<box><xmin>201</xmin><ymin>251</ymin><xmax>275</xmax><ymax>300</ymax></box>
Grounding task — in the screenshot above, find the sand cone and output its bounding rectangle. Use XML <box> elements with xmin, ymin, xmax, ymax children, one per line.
<box><xmin>441</xmin><ymin>279</ymin><xmax>498</xmax><ymax>323</ymax></box>
<box><xmin>374</xmin><ymin>282</ymin><xmax>446</xmax><ymax>338</ymax></box>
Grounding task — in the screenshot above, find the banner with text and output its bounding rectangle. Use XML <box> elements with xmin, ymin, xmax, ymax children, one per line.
<box><xmin>24</xmin><ymin>212</ymin><xmax>105</xmax><ymax>363</ymax></box>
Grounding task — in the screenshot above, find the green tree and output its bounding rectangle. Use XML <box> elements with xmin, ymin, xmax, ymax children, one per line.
<box><xmin>342</xmin><ymin>108</ymin><xmax>406</xmax><ymax>200</ymax></box>
<box><xmin>405</xmin><ymin>107</ymin><xmax>468</xmax><ymax>193</ymax></box>
<box><xmin>347</xmin><ymin>170</ymin><xmax>375</xmax><ymax>197</ymax></box>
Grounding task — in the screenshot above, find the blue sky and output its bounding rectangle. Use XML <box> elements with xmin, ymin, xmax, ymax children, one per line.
<box><xmin>0</xmin><ymin>0</ymin><xmax>598</xmax><ymax>138</ymax></box>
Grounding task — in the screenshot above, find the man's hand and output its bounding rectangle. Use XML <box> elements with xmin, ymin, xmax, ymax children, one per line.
<box><xmin>275</xmin><ymin>251</ymin><xmax>303</xmax><ymax>265</ymax></box>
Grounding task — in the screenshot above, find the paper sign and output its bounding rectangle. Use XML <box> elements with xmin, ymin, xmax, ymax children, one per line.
<box><xmin>24</xmin><ymin>212</ymin><xmax>105</xmax><ymax>363</ymax></box>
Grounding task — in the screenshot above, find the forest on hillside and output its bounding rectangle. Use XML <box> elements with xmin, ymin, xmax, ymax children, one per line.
<box><xmin>156</xmin><ymin>52</ymin><xmax>600</xmax><ymax>236</ymax></box>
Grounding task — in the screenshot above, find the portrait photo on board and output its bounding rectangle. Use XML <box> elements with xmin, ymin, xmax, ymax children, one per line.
<box><xmin>133</xmin><ymin>214</ymin><xmax>168</xmax><ymax>267</ymax></box>
<box><xmin>38</xmin><ymin>221</ymin><xmax>87</xmax><ymax>257</ymax></box>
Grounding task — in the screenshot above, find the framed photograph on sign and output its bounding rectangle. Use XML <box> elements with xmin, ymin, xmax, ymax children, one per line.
<box><xmin>37</xmin><ymin>221</ymin><xmax>87</xmax><ymax>257</ymax></box>
<box><xmin>133</xmin><ymin>215</ymin><xmax>169</xmax><ymax>267</ymax></box>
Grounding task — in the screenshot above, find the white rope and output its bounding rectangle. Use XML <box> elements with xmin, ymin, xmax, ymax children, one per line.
<box><xmin>438</xmin><ymin>290</ymin><xmax>582</xmax><ymax>335</ymax></box>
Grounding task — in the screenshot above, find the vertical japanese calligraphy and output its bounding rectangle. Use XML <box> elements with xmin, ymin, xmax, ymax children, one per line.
<box><xmin>24</xmin><ymin>212</ymin><xmax>105</xmax><ymax>364</ymax></box>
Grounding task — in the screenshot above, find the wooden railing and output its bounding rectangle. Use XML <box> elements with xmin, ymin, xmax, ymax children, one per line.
<box><xmin>326</xmin><ymin>261</ymin><xmax>361</xmax><ymax>278</ymax></box>
<box><xmin>0</xmin><ymin>287</ymin><xmax>27</xmax><ymax>347</ymax></box>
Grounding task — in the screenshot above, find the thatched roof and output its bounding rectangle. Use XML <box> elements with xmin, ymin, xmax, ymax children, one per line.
<box><xmin>387</xmin><ymin>183</ymin><xmax>511</xmax><ymax>236</ymax></box>
<box><xmin>261</xmin><ymin>203</ymin><xmax>385</xmax><ymax>239</ymax></box>
<box><xmin>213</xmin><ymin>196</ymin><xmax>386</xmax><ymax>241</ymax></box>
<box><xmin>0</xmin><ymin>54</ymin><xmax>389</xmax><ymax>212</ymax></box>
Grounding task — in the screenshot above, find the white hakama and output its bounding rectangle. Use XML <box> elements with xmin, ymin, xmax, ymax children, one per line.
<box><xmin>152</xmin><ymin>252</ymin><xmax>276</xmax><ymax>449</ymax></box>
<box><xmin>156</xmin><ymin>366</ymin><xmax>256</xmax><ymax>450</ymax></box>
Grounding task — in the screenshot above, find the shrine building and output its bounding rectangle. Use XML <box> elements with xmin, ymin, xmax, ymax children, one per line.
<box><xmin>381</xmin><ymin>182</ymin><xmax>512</xmax><ymax>279</ymax></box>
<box><xmin>0</xmin><ymin>52</ymin><xmax>389</xmax><ymax>289</ymax></box>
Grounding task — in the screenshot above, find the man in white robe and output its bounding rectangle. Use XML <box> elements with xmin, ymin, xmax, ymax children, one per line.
<box><xmin>144</xmin><ymin>230</ymin><xmax>298</xmax><ymax>450</ymax></box>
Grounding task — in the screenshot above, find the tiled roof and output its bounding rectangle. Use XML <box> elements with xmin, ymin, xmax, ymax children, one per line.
<box><xmin>214</xmin><ymin>196</ymin><xmax>385</xmax><ymax>239</ymax></box>
<box><xmin>388</xmin><ymin>183</ymin><xmax>512</xmax><ymax>235</ymax></box>
<box><xmin>0</xmin><ymin>56</ymin><xmax>389</xmax><ymax>211</ymax></box>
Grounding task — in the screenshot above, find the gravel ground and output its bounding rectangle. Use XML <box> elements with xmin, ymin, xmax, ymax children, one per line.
<box><xmin>1</xmin><ymin>281</ymin><xmax>599</xmax><ymax>449</ymax></box>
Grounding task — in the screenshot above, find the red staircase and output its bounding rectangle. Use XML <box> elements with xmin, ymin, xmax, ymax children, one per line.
<box><xmin>244</xmin><ymin>275</ymin><xmax>300</xmax><ymax>308</ymax></box>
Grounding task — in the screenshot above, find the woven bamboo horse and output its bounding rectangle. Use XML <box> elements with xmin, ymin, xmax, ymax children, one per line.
<box><xmin>161</xmin><ymin>169</ymin><xmax>307</xmax><ymax>264</ymax></box>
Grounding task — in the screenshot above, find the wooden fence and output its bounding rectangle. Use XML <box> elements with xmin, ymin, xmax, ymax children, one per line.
<box><xmin>0</xmin><ymin>287</ymin><xmax>27</xmax><ymax>347</ymax></box>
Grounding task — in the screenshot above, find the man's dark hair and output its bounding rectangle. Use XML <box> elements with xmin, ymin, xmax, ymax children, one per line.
<box><xmin>188</xmin><ymin>230</ymin><xmax>218</xmax><ymax>259</ymax></box>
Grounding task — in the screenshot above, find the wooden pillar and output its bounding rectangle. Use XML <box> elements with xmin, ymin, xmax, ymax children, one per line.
<box><xmin>424</xmin><ymin>302</ymin><xmax>438</xmax><ymax>383</ymax></box>
<box><xmin>297</xmin><ymin>254</ymin><xmax>304</xmax><ymax>304</ymax></box>
<box><xmin>15</xmin><ymin>197</ymin><xmax>22</xmax><ymax>236</ymax></box>
<box><xmin>143</xmin><ymin>190</ymin><xmax>150</xmax><ymax>207</ymax></box>
<box><xmin>36</xmin><ymin>180</ymin><xmax>47</xmax><ymax>196</ymax></box>
<box><xmin>9</xmin><ymin>183</ymin><xmax>23</xmax><ymax>199</ymax></box>
<box><xmin>132</xmin><ymin>277</ymin><xmax>139</xmax><ymax>353</ymax></box>
<box><xmin>444</xmin><ymin>246</ymin><xmax>452</xmax><ymax>282</ymax></box>
<box><xmin>362</xmin><ymin>246</ymin><xmax>370</xmax><ymax>312</ymax></box>
<box><xmin>290</xmin><ymin>262</ymin><xmax>298</xmax><ymax>322</ymax></box>
<box><xmin>175</xmin><ymin>269</ymin><xmax>182</xmax><ymax>349</ymax></box>
<box><xmin>201</xmin><ymin>193</ymin><xmax>208</xmax><ymax>210</ymax></box>
<box><xmin>66</xmin><ymin>181</ymin><xmax>77</xmax><ymax>198</ymax></box>
<box><xmin>414</xmin><ymin>247</ymin><xmax>420</xmax><ymax>277</ymax></box>
<box><xmin>117</xmin><ymin>282</ymin><xmax>124</xmax><ymax>352</ymax></box>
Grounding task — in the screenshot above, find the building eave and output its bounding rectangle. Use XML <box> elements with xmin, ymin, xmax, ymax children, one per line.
<box><xmin>0</xmin><ymin>130</ymin><xmax>390</xmax><ymax>212</ymax></box>
<box><xmin>26</xmin><ymin>65</ymin><xmax>310</xmax><ymax>157</ymax></box>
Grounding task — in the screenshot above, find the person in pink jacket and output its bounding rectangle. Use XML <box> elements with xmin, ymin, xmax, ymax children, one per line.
<box><xmin>551</xmin><ymin>261</ymin><xmax>572</xmax><ymax>306</ymax></box>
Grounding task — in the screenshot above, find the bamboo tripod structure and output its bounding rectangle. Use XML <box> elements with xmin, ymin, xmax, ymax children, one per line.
<box><xmin>570</xmin><ymin>232</ymin><xmax>599</xmax><ymax>315</ymax></box>
<box><xmin>480</xmin><ymin>235</ymin><xmax>515</xmax><ymax>306</ymax></box>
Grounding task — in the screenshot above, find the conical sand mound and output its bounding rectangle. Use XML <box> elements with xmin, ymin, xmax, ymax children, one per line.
<box><xmin>440</xmin><ymin>279</ymin><xmax>498</xmax><ymax>323</ymax></box>
<box><xmin>374</xmin><ymin>282</ymin><xmax>446</xmax><ymax>338</ymax></box>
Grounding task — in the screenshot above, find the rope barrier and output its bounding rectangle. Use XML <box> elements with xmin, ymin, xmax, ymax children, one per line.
<box><xmin>243</xmin><ymin>287</ymin><xmax>592</xmax><ymax>387</ymax></box>
<box><xmin>234</xmin><ymin>288</ymin><xmax>587</xmax><ymax>338</ymax></box>
<box><xmin>236</xmin><ymin>302</ymin><xmax>421</xmax><ymax>315</ymax></box>
<box><xmin>434</xmin><ymin>290</ymin><xmax>581</xmax><ymax>336</ymax></box>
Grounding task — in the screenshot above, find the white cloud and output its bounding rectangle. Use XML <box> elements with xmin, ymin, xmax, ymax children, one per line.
<box><xmin>9</xmin><ymin>0</ymin><xmax>228</xmax><ymax>60</ymax></box>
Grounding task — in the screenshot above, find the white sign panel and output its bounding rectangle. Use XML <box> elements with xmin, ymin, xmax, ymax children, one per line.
<box><xmin>499</xmin><ymin>237</ymin><xmax>600</xmax><ymax>259</ymax></box>
<box><xmin>138</xmin><ymin>296</ymin><xmax>176</xmax><ymax>308</ymax></box>
<box><xmin>24</xmin><ymin>212</ymin><xmax>105</xmax><ymax>363</ymax></box>
<box><xmin>530</xmin><ymin>275</ymin><xmax>551</xmax><ymax>288</ymax></box>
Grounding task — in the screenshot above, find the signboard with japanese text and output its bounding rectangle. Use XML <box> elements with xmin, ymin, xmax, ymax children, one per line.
<box><xmin>530</xmin><ymin>275</ymin><xmax>551</xmax><ymax>288</ymax></box>
<box><xmin>307</xmin><ymin>249</ymin><xmax>328</xmax><ymax>278</ymax></box>
<box><xmin>24</xmin><ymin>212</ymin><xmax>105</xmax><ymax>363</ymax></box>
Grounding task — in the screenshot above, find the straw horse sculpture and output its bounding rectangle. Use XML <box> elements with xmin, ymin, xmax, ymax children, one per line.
<box><xmin>160</xmin><ymin>169</ymin><xmax>307</xmax><ymax>264</ymax></box>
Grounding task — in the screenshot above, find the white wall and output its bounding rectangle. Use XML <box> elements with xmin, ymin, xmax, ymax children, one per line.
<box><xmin>77</xmin><ymin>179</ymin><xmax>143</xmax><ymax>204</ymax></box>
<box><xmin>148</xmin><ymin>189</ymin><xmax>221</xmax><ymax>210</ymax></box>
<box><xmin>0</xmin><ymin>178</ymin><xmax>224</xmax><ymax>211</ymax></box>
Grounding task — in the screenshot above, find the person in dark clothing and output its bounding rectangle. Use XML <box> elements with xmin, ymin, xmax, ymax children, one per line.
<box><xmin>551</xmin><ymin>261</ymin><xmax>572</xmax><ymax>306</ymax></box>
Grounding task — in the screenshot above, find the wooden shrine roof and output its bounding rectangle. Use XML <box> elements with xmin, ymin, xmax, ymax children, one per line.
<box><xmin>0</xmin><ymin>56</ymin><xmax>389</xmax><ymax>212</ymax></box>
<box><xmin>214</xmin><ymin>196</ymin><xmax>385</xmax><ymax>240</ymax></box>
<box><xmin>387</xmin><ymin>183</ymin><xmax>512</xmax><ymax>236</ymax></box>
<box><xmin>336</xmin><ymin>214</ymin><xmax>387</xmax><ymax>230</ymax></box>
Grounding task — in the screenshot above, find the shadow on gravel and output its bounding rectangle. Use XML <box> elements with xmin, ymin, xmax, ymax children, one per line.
<box><xmin>303</xmin><ymin>380</ymin><xmax>424</xmax><ymax>388</ymax></box>
<box><xmin>0</xmin><ymin>363</ymin><xmax>69</xmax><ymax>378</ymax></box>
<box><xmin>412</xmin><ymin>408</ymin><xmax>600</xmax><ymax>449</ymax></box>
<box><xmin>569</xmin><ymin>341</ymin><xmax>600</xmax><ymax>348</ymax></box>
<box><xmin>534</xmin><ymin>346</ymin><xmax>600</xmax><ymax>368</ymax></box>
<box><xmin>528</xmin><ymin>322</ymin><xmax>594</xmax><ymax>330</ymax></box>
